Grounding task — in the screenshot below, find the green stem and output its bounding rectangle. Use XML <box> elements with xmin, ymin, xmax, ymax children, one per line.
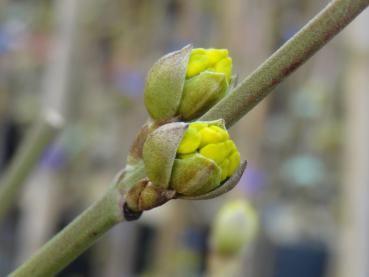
<box><xmin>10</xmin><ymin>162</ymin><xmax>146</xmax><ymax>277</ymax></box>
<box><xmin>200</xmin><ymin>0</ymin><xmax>369</xmax><ymax>128</ymax></box>
<box><xmin>0</xmin><ymin>112</ymin><xmax>63</xmax><ymax>222</ymax></box>
<box><xmin>9</xmin><ymin>0</ymin><xmax>369</xmax><ymax>275</ymax></box>
<box><xmin>11</xmin><ymin>189</ymin><xmax>120</xmax><ymax>277</ymax></box>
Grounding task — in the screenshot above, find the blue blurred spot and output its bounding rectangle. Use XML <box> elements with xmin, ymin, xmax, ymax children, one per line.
<box><xmin>281</xmin><ymin>155</ymin><xmax>325</xmax><ymax>187</ymax></box>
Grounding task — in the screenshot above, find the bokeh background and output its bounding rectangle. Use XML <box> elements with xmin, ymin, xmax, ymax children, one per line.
<box><xmin>0</xmin><ymin>0</ymin><xmax>369</xmax><ymax>276</ymax></box>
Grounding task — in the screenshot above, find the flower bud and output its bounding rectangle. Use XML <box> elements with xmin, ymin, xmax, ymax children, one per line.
<box><xmin>178</xmin><ymin>72</ymin><xmax>227</xmax><ymax>121</ymax></box>
<box><xmin>142</xmin><ymin>120</ymin><xmax>241</xmax><ymax>197</ymax></box>
<box><xmin>211</xmin><ymin>200</ymin><xmax>258</xmax><ymax>256</ymax></box>
<box><xmin>144</xmin><ymin>46</ymin><xmax>191</xmax><ymax>121</ymax></box>
<box><xmin>144</xmin><ymin>46</ymin><xmax>233</xmax><ymax>122</ymax></box>
<box><xmin>186</xmin><ymin>48</ymin><xmax>232</xmax><ymax>82</ymax></box>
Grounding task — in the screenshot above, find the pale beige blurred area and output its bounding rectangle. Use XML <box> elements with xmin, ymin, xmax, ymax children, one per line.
<box><xmin>0</xmin><ymin>1</ymin><xmax>368</xmax><ymax>276</ymax></box>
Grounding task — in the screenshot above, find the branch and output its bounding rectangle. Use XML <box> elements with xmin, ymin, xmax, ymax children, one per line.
<box><xmin>0</xmin><ymin>0</ymin><xmax>80</xmax><ymax>221</ymax></box>
<box><xmin>10</xmin><ymin>0</ymin><xmax>369</xmax><ymax>275</ymax></box>
<box><xmin>10</xmin><ymin>162</ymin><xmax>146</xmax><ymax>277</ymax></box>
<box><xmin>200</xmin><ymin>0</ymin><xmax>369</xmax><ymax>127</ymax></box>
<box><xmin>0</xmin><ymin>112</ymin><xmax>63</xmax><ymax>222</ymax></box>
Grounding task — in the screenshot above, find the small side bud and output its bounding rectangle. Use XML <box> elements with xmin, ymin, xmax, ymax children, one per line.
<box><xmin>125</xmin><ymin>179</ymin><xmax>176</xmax><ymax>215</ymax></box>
<box><xmin>138</xmin><ymin>183</ymin><xmax>176</xmax><ymax>211</ymax></box>
<box><xmin>125</xmin><ymin>179</ymin><xmax>148</xmax><ymax>212</ymax></box>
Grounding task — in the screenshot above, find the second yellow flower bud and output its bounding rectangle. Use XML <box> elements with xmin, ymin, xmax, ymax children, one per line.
<box><xmin>176</xmin><ymin>122</ymin><xmax>240</xmax><ymax>183</ymax></box>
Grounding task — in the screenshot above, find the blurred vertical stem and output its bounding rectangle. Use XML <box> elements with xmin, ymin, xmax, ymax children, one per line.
<box><xmin>15</xmin><ymin>0</ymin><xmax>82</xmax><ymax>262</ymax></box>
<box><xmin>0</xmin><ymin>113</ymin><xmax>63</xmax><ymax>221</ymax></box>
<box><xmin>0</xmin><ymin>0</ymin><xmax>79</xmax><ymax>222</ymax></box>
<box><xmin>10</xmin><ymin>0</ymin><xmax>369</xmax><ymax>276</ymax></box>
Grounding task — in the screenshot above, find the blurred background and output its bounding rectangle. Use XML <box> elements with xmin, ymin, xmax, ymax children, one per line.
<box><xmin>0</xmin><ymin>0</ymin><xmax>369</xmax><ymax>276</ymax></box>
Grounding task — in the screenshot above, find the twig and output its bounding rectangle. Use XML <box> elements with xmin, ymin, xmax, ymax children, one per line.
<box><xmin>0</xmin><ymin>112</ymin><xmax>63</xmax><ymax>221</ymax></box>
<box><xmin>10</xmin><ymin>162</ymin><xmax>146</xmax><ymax>277</ymax></box>
<box><xmin>0</xmin><ymin>0</ymin><xmax>80</xmax><ymax>221</ymax></box>
<box><xmin>200</xmin><ymin>0</ymin><xmax>369</xmax><ymax>128</ymax></box>
<box><xmin>9</xmin><ymin>0</ymin><xmax>369</xmax><ymax>275</ymax></box>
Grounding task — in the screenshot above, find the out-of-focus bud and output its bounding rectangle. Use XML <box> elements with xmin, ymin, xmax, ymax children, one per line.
<box><xmin>142</xmin><ymin>120</ymin><xmax>241</xmax><ymax>197</ymax></box>
<box><xmin>144</xmin><ymin>46</ymin><xmax>233</xmax><ymax>122</ymax></box>
<box><xmin>210</xmin><ymin>200</ymin><xmax>258</xmax><ymax>256</ymax></box>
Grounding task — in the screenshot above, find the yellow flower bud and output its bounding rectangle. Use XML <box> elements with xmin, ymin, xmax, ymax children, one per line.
<box><xmin>176</xmin><ymin>121</ymin><xmax>240</xmax><ymax>182</ymax></box>
<box><xmin>186</xmin><ymin>48</ymin><xmax>232</xmax><ymax>82</ymax></box>
<box><xmin>144</xmin><ymin>46</ymin><xmax>233</xmax><ymax>122</ymax></box>
<box><xmin>170</xmin><ymin>153</ymin><xmax>221</xmax><ymax>196</ymax></box>
<box><xmin>177</xmin><ymin>126</ymin><xmax>201</xmax><ymax>154</ymax></box>
<box><xmin>207</xmin><ymin>49</ymin><xmax>228</xmax><ymax>65</ymax></box>
<box><xmin>210</xmin><ymin>126</ymin><xmax>230</xmax><ymax>140</ymax></box>
<box><xmin>219</xmin><ymin>158</ymin><xmax>230</xmax><ymax>181</ymax></box>
<box><xmin>190</xmin><ymin>122</ymin><xmax>208</xmax><ymax>131</ymax></box>
<box><xmin>178</xmin><ymin>71</ymin><xmax>228</xmax><ymax>121</ymax></box>
<box><xmin>198</xmin><ymin>125</ymin><xmax>228</xmax><ymax>147</ymax></box>
<box><xmin>133</xmin><ymin>119</ymin><xmax>247</xmax><ymax>214</ymax></box>
<box><xmin>214</xmin><ymin>57</ymin><xmax>232</xmax><ymax>81</ymax></box>
<box><xmin>228</xmin><ymin>152</ymin><xmax>241</xmax><ymax>177</ymax></box>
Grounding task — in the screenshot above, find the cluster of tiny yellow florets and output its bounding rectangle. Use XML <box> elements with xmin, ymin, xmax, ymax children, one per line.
<box><xmin>177</xmin><ymin>122</ymin><xmax>240</xmax><ymax>181</ymax></box>
<box><xmin>186</xmin><ymin>48</ymin><xmax>232</xmax><ymax>83</ymax></box>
